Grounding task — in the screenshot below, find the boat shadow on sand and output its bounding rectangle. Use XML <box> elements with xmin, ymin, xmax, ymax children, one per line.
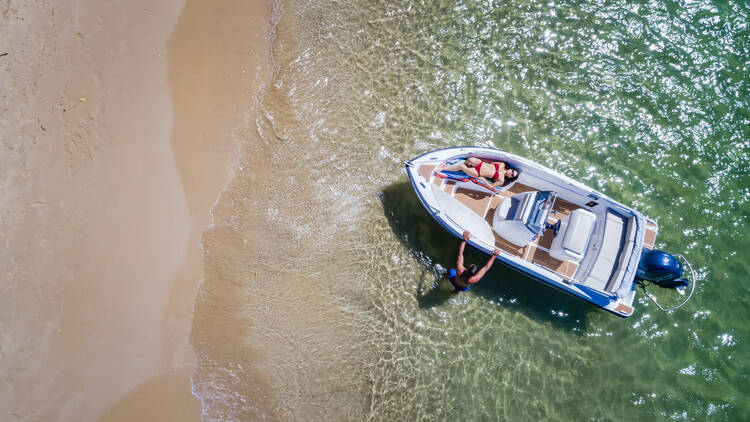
<box><xmin>379</xmin><ymin>180</ymin><xmax>595</xmax><ymax>332</ymax></box>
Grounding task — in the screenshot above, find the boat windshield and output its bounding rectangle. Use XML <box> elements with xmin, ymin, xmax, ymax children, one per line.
<box><xmin>525</xmin><ymin>191</ymin><xmax>556</xmax><ymax>235</ymax></box>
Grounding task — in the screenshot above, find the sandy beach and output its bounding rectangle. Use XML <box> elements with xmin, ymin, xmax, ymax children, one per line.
<box><xmin>0</xmin><ymin>0</ymin><xmax>270</xmax><ymax>420</ymax></box>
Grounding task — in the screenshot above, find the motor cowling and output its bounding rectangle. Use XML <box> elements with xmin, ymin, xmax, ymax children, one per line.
<box><xmin>637</xmin><ymin>249</ymin><xmax>687</xmax><ymax>289</ymax></box>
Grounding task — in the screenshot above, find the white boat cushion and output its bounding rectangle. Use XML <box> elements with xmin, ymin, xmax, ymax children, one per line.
<box><xmin>606</xmin><ymin>216</ymin><xmax>638</xmax><ymax>291</ymax></box>
<box><xmin>549</xmin><ymin>208</ymin><xmax>596</xmax><ymax>262</ymax></box>
<box><xmin>584</xmin><ymin>211</ymin><xmax>626</xmax><ymax>290</ymax></box>
<box><xmin>625</xmin><ymin>216</ymin><xmax>637</xmax><ymax>244</ymax></box>
<box><xmin>492</xmin><ymin>193</ymin><xmax>538</xmax><ymax>247</ymax></box>
<box><xmin>496</xmin><ymin>195</ymin><xmax>519</xmax><ymax>221</ymax></box>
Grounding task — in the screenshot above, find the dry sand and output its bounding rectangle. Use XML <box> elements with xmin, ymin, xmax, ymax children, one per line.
<box><xmin>0</xmin><ymin>0</ymin><xmax>270</xmax><ymax>420</ymax></box>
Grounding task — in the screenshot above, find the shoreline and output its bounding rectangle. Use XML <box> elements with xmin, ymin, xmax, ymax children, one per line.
<box><xmin>0</xmin><ymin>0</ymin><xmax>271</xmax><ymax>420</ymax></box>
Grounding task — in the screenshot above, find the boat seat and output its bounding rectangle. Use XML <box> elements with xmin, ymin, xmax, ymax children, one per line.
<box><xmin>492</xmin><ymin>192</ymin><xmax>536</xmax><ymax>247</ymax></box>
<box><xmin>605</xmin><ymin>216</ymin><xmax>638</xmax><ymax>292</ymax></box>
<box><xmin>585</xmin><ymin>211</ymin><xmax>628</xmax><ymax>290</ymax></box>
<box><xmin>549</xmin><ymin>208</ymin><xmax>596</xmax><ymax>263</ymax></box>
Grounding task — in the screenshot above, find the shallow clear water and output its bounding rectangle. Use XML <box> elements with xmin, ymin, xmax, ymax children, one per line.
<box><xmin>192</xmin><ymin>0</ymin><xmax>749</xmax><ymax>420</ymax></box>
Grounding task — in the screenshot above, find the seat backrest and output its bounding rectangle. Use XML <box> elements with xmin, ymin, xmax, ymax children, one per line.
<box><xmin>562</xmin><ymin>210</ymin><xmax>597</xmax><ymax>257</ymax></box>
<box><xmin>549</xmin><ymin>208</ymin><xmax>597</xmax><ymax>263</ymax></box>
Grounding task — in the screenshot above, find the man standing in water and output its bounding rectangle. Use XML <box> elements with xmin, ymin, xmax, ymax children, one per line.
<box><xmin>449</xmin><ymin>231</ymin><xmax>500</xmax><ymax>293</ymax></box>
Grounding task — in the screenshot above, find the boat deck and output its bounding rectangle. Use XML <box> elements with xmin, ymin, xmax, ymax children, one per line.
<box><xmin>418</xmin><ymin>164</ymin><xmax>658</xmax><ymax>282</ymax></box>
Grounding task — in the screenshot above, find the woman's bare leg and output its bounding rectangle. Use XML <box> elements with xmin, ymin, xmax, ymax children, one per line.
<box><xmin>443</xmin><ymin>161</ymin><xmax>479</xmax><ymax>177</ymax></box>
<box><xmin>444</xmin><ymin>157</ymin><xmax>481</xmax><ymax>176</ymax></box>
<box><xmin>464</xmin><ymin>157</ymin><xmax>482</xmax><ymax>167</ymax></box>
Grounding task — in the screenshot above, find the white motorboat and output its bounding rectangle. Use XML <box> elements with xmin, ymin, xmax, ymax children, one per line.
<box><xmin>405</xmin><ymin>146</ymin><xmax>694</xmax><ymax>317</ymax></box>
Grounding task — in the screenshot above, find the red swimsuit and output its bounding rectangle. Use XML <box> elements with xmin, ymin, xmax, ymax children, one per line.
<box><xmin>475</xmin><ymin>161</ymin><xmax>500</xmax><ymax>180</ymax></box>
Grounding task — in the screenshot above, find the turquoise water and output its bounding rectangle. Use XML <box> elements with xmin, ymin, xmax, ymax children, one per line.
<box><xmin>192</xmin><ymin>0</ymin><xmax>749</xmax><ymax>420</ymax></box>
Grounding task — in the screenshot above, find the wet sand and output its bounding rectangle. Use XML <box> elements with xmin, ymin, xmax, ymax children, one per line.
<box><xmin>0</xmin><ymin>0</ymin><xmax>270</xmax><ymax>420</ymax></box>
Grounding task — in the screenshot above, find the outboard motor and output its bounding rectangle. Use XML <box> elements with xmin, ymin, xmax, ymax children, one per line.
<box><xmin>635</xmin><ymin>249</ymin><xmax>696</xmax><ymax>312</ymax></box>
<box><xmin>636</xmin><ymin>250</ymin><xmax>689</xmax><ymax>289</ymax></box>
